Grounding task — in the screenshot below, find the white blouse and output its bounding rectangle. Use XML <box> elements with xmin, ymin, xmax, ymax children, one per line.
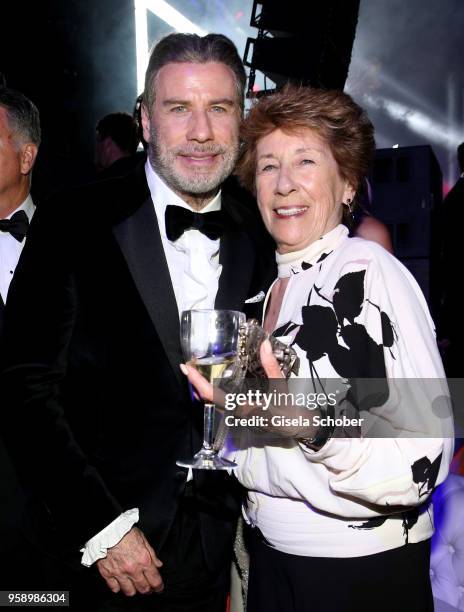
<box><xmin>223</xmin><ymin>224</ymin><xmax>453</xmax><ymax>558</ymax></box>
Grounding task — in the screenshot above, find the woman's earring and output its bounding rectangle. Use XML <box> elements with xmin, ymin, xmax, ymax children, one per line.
<box><xmin>344</xmin><ymin>198</ymin><xmax>355</xmax><ymax>223</ymax></box>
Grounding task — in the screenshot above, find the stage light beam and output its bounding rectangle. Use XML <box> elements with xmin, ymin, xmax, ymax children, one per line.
<box><xmin>363</xmin><ymin>93</ymin><xmax>463</xmax><ymax>150</ymax></box>
<box><xmin>134</xmin><ymin>0</ymin><xmax>206</xmax><ymax>94</ymax></box>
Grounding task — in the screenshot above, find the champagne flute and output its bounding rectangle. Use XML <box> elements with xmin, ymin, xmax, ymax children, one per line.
<box><xmin>177</xmin><ymin>309</ymin><xmax>245</xmax><ymax>470</ymax></box>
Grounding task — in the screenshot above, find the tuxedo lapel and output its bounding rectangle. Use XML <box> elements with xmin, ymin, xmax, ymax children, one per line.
<box><xmin>215</xmin><ymin>193</ymin><xmax>257</xmax><ymax>310</ymax></box>
<box><xmin>112</xmin><ymin>194</ymin><xmax>183</xmax><ymax>384</ymax></box>
<box><xmin>215</xmin><ymin>226</ymin><xmax>254</xmax><ymax>311</ymax></box>
<box><xmin>215</xmin><ymin>191</ymin><xmax>276</xmax><ymax>318</ymax></box>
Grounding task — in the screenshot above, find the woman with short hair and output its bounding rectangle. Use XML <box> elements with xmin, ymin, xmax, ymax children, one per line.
<box><xmin>184</xmin><ymin>84</ymin><xmax>452</xmax><ymax>612</ymax></box>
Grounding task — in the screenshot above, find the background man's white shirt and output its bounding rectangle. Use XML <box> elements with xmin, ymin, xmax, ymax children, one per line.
<box><xmin>0</xmin><ymin>195</ymin><xmax>35</xmax><ymax>303</ymax></box>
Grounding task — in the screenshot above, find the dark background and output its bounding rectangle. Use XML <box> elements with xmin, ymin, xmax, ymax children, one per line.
<box><xmin>1</xmin><ymin>0</ymin><xmax>463</xmax><ymax>198</ymax></box>
<box><xmin>1</xmin><ymin>0</ymin><xmax>137</xmax><ymax>197</ymax></box>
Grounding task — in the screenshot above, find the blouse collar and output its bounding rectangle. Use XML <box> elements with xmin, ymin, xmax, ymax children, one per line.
<box><xmin>276</xmin><ymin>224</ymin><xmax>348</xmax><ymax>278</ymax></box>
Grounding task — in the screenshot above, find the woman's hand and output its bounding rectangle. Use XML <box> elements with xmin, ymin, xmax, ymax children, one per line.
<box><xmin>180</xmin><ymin>362</ymin><xmax>215</xmax><ymax>404</ymax></box>
<box><xmin>181</xmin><ymin>339</ymin><xmax>319</xmax><ymax>439</ymax></box>
<box><xmin>180</xmin><ymin>339</ymin><xmax>285</xmax><ymax>411</ymax></box>
<box><xmin>260</xmin><ymin>338</ymin><xmax>285</xmax><ymax>379</ymax></box>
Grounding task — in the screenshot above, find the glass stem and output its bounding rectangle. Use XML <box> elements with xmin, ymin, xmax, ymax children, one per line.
<box><xmin>203</xmin><ymin>403</ymin><xmax>215</xmax><ymax>451</ymax></box>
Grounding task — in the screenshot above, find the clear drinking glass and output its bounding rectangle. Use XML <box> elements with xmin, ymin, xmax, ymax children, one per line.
<box><xmin>177</xmin><ymin>309</ymin><xmax>245</xmax><ymax>470</ymax></box>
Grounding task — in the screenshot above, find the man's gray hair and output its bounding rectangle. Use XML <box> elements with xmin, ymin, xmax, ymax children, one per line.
<box><xmin>0</xmin><ymin>87</ymin><xmax>41</xmax><ymax>147</ymax></box>
<box><xmin>143</xmin><ymin>33</ymin><xmax>246</xmax><ymax>115</ymax></box>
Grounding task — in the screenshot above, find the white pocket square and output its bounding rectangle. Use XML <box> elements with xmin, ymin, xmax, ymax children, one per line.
<box><xmin>245</xmin><ymin>291</ymin><xmax>265</xmax><ymax>304</ymax></box>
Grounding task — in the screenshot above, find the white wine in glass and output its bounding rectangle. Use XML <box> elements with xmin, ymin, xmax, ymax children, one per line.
<box><xmin>177</xmin><ymin>309</ymin><xmax>245</xmax><ymax>470</ymax></box>
<box><xmin>188</xmin><ymin>354</ymin><xmax>235</xmax><ymax>382</ymax></box>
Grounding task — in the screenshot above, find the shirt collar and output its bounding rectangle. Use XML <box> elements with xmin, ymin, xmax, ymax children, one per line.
<box><xmin>5</xmin><ymin>194</ymin><xmax>35</xmax><ymax>222</ymax></box>
<box><xmin>276</xmin><ymin>224</ymin><xmax>349</xmax><ymax>278</ymax></box>
<box><xmin>144</xmin><ymin>160</ymin><xmax>221</xmax><ymax>238</ymax></box>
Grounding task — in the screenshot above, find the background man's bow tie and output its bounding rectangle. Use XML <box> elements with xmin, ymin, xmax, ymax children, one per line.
<box><xmin>165</xmin><ymin>205</ymin><xmax>225</xmax><ymax>242</ymax></box>
<box><xmin>0</xmin><ymin>210</ymin><xmax>30</xmax><ymax>242</ymax></box>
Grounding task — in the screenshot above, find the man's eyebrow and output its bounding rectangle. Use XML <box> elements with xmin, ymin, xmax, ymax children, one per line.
<box><xmin>161</xmin><ymin>98</ymin><xmax>236</xmax><ymax>107</ymax></box>
<box><xmin>162</xmin><ymin>99</ymin><xmax>190</xmax><ymax>106</ymax></box>
<box><xmin>208</xmin><ymin>98</ymin><xmax>236</xmax><ymax>107</ymax></box>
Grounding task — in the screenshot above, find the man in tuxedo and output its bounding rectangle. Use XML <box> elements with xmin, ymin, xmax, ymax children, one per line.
<box><xmin>0</xmin><ymin>87</ymin><xmax>41</xmax><ymax>586</ymax></box>
<box><xmin>0</xmin><ymin>87</ymin><xmax>39</xmax><ymax>334</ymax></box>
<box><xmin>1</xmin><ymin>34</ymin><xmax>274</xmax><ymax>609</ymax></box>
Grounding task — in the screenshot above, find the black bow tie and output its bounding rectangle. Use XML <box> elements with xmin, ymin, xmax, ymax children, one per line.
<box><xmin>0</xmin><ymin>210</ymin><xmax>30</xmax><ymax>242</ymax></box>
<box><xmin>165</xmin><ymin>205</ymin><xmax>225</xmax><ymax>242</ymax></box>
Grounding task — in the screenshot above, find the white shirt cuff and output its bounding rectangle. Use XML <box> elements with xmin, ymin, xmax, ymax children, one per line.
<box><xmin>80</xmin><ymin>508</ymin><xmax>139</xmax><ymax>567</ymax></box>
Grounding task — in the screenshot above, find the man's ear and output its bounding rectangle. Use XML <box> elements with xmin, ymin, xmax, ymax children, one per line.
<box><xmin>20</xmin><ymin>143</ymin><xmax>38</xmax><ymax>176</ymax></box>
<box><xmin>141</xmin><ymin>105</ymin><xmax>152</xmax><ymax>144</ymax></box>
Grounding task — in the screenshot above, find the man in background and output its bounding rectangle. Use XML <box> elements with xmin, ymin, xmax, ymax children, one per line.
<box><xmin>0</xmin><ymin>86</ymin><xmax>40</xmax><ymax>587</ymax></box>
<box><xmin>95</xmin><ymin>111</ymin><xmax>142</xmax><ymax>179</ymax></box>
<box><xmin>0</xmin><ymin>87</ymin><xmax>39</xmax><ymax>328</ymax></box>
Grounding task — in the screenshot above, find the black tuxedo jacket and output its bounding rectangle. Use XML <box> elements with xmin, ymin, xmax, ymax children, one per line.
<box><xmin>0</xmin><ymin>164</ymin><xmax>275</xmax><ymax>569</ymax></box>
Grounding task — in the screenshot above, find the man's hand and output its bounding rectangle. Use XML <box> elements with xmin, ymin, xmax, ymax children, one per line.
<box><xmin>96</xmin><ymin>526</ymin><xmax>164</xmax><ymax>596</ymax></box>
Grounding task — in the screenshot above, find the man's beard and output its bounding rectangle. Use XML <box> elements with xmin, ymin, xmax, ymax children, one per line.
<box><xmin>148</xmin><ymin>125</ymin><xmax>239</xmax><ymax>197</ymax></box>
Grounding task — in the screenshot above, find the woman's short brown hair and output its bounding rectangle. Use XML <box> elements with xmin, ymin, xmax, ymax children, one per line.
<box><xmin>237</xmin><ymin>84</ymin><xmax>375</xmax><ymax>209</ymax></box>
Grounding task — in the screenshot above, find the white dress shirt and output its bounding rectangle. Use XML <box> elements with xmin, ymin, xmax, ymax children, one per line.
<box><xmin>81</xmin><ymin>162</ymin><xmax>224</xmax><ymax>566</ymax></box>
<box><xmin>146</xmin><ymin>160</ymin><xmax>222</xmax><ymax>314</ymax></box>
<box><xmin>0</xmin><ymin>195</ymin><xmax>35</xmax><ymax>304</ymax></box>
